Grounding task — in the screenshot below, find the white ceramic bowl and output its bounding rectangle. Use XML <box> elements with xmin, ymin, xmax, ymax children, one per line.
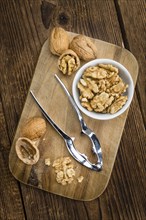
<box><xmin>72</xmin><ymin>59</ymin><xmax>134</xmax><ymax>120</ymax></box>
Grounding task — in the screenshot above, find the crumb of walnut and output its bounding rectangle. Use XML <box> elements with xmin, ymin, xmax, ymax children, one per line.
<box><xmin>77</xmin><ymin>176</ymin><xmax>84</xmax><ymax>183</ymax></box>
<box><xmin>45</xmin><ymin>158</ymin><xmax>51</xmax><ymax>166</ymax></box>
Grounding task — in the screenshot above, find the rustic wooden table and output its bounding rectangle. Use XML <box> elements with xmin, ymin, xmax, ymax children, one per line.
<box><xmin>0</xmin><ymin>0</ymin><xmax>145</xmax><ymax>219</ymax></box>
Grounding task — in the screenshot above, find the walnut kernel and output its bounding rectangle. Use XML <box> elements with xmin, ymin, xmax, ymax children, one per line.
<box><xmin>52</xmin><ymin>157</ymin><xmax>76</xmax><ymax>185</ymax></box>
<box><xmin>77</xmin><ymin>176</ymin><xmax>84</xmax><ymax>183</ymax></box>
<box><xmin>58</xmin><ymin>49</ymin><xmax>80</xmax><ymax>75</ymax></box>
<box><xmin>77</xmin><ymin>64</ymin><xmax>128</xmax><ymax>114</ymax></box>
<box><xmin>45</xmin><ymin>158</ymin><xmax>51</xmax><ymax>166</ymax></box>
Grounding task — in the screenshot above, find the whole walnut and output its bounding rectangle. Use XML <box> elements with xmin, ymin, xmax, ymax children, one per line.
<box><xmin>69</xmin><ymin>35</ymin><xmax>97</xmax><ymax>61</ymax></box>
<box><xmin>21</xmin><ymin>117</ymin><xmax>46</xmax><ymax>140</ymax></box>
<box><xmin>49</xmin><ymin>27</ymin><xmax>69</xmax><ymax>56</ymax></box>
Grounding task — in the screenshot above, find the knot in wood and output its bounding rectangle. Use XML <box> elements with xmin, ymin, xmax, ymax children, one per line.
<box><xmin>52</xmin><ymin>6</ymin><xmax>71</xmax><ymax>28</ymax></box>
<box><xmin>58</xmin><ymin>12</ymin><xmax>69</xmax><ymax>25</ymax></box>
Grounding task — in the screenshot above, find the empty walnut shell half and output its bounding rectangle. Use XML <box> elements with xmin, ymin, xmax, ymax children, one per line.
<box><xmin>58</xmin><ymin>49</ymin><xmax>80</xmax><ymax>75</ymax></box>
<box><xmin>21</xmin><ymin>117</ymin><xmax>46</xmax><ymax>140</ymax></box>
<box><xmin>15</xmin><ymin>137</ymin><xmax>40</xmax><ymax>165</ymax></box>
<box><xmin>49</xmin><ymin>27</ymin><xmax>69</xmax><ymax>56</ymax></box>
<box><xmin>69</xmin><ymin>34</ymin><xmax>97</xmax><ymax>61</ymax></box>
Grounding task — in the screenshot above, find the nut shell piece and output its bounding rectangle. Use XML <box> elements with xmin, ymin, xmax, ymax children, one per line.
<box><xmin>69</xmin><ymin>35</ymin><xmax>97</xmax><ymax>61</ymax></box>
<box><xmin>49</xmin><ymin>27</ymin><xmax>69</xmax><ymax>56</ymax></box>
<box><xmin>21</xmin><ymin>117</ymin><xmax>46</xmax><ymax>140</ymax></box>
<box><xmin>58</xmin><ymin>49</ymin><xmax>80</xmax><ymax>75</ymax></box>
<box><xmin>15</xmin><ymin>137</ymin><xmax>40</xmax><ymax>165</ymax></box>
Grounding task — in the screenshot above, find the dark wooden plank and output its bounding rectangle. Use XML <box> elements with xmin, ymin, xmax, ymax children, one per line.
<box><xmin>0</xmin><ymin>0</ymin><xmax>49</xmax><ymax>219</ymax></box>
<box><xmin>115</xmin><ymin>0</ymin><xmax>146</xmax><ymax>127</ymax></box>
<box><xmin>0</xmin><ymin>0</ymin><xmax>145</xmax><ymax>219</ymax></box>
<box><xmin>100</xmin><ymin>93</ymin><xmax>146</xmax><ymax>220</ymax></box>
<box><xmin>0</xmin><ymin>1</ymin><xmax>36</xmax><ymax>140</ymax></box>
<box><xmin>0</xmin><ymin>102</ymin><xmax>10</xmax><ymax>152</ymax></box>
<box><xmin>0</xmin><ymin>152</ymin><xmax>25</xmax><ymax>220</ymax></box>
<box><xmin>0</xmin><ymin>101</ymin><xmax>25</xmax><ymax>220</ymax></box>
<box><xmin>20</xmin><ymin>187</ymin><xmax>92</xmax><ymax>220</ymax></box>
<box><xmin>52</xmin><ymin>0</ymin><xmax>124</xmax><ymax>46</ymax></box>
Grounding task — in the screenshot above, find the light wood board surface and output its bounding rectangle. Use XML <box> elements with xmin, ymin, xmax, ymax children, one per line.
<box><xmin>9</xmin><ymin>32</ymin><xmax>138</xmax><ymax>201</ymax></box>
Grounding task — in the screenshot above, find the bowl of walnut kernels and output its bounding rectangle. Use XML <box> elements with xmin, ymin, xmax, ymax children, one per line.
<box><xmin>72</xmin><ymin>59</ymin><xmax>134</xmax><ymax>120</ymax></box>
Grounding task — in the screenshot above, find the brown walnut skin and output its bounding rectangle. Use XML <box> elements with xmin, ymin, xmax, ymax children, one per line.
<box><xmin>21</xmin><ymin>117</ymin><xmax>46</xmax><ymax>140</ymax></box>
<box><xmin>69</xmin><ymin>34</ymin><xmax>98</xmax><ymax>61</ymax></box>
<box><xmin>49</xmin><ymin>27</ymin><xmax>69</xmax><ymax>56</ymax></box>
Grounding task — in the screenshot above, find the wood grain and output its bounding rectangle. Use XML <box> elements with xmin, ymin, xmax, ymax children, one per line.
<box><xmin>115</xmin><ymin>0</ymin><xmax>146</xmax><ymax>127</ymax></box>
<box><xmin>9</xmin><ymin>32</ymin><xmax>138</xmax><ymax>201</ymax></box>
<box><xmin>0</xmin><ymin>0</ymin><xmax>145</xmax><ymax>219</ymax></box>
<box><xmin>0</xmin><ymin>101</ymin><xmax>25</xmax><ymax>220</ymax></box>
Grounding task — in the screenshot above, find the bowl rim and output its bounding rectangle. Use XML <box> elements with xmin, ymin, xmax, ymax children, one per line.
<box><xmin>72</xmin><ymin>58</ymin><xmax>134</xmax><ymax>120</ymax></box>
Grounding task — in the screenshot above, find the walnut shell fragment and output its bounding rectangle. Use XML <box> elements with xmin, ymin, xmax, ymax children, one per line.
<box><xmin>49</xmin><ymin>27</ymin><xmax>69</xmax><ymax>56</ymax></box>
<box><xmin>15</xmin><ymin>137</ymin><xmax>40</xmax><ymax>165</ymax></box>
<box><xmin>58</xmin><ymin>49</ymin><xmax>80</xmax><ymax>75</ymax></box>
<box><xmin>21</xmin><ymin>117</ymin><xmax>46</xmax><ymax>140</ymax></box>
<box><xmin>69</xmin><ymin>35</ymin><xmax>97</xmax><ymax>61</ymax></box>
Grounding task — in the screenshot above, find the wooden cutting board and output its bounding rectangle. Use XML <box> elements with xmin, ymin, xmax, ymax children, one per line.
<box><xmin>9</xmin><ymin>32</ymin><xmax>138</xmax><ymax>201</ymax></box>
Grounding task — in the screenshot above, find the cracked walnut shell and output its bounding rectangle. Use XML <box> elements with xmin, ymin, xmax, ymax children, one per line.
<box><xmin>49</xmin><ymin>27</ymin><xmax>69</xmax><ymax>56</ymax></box>
<box><xmin>58</xmin><ymin>49</ymin><xmax>80</xmax><ymax>75</ymax></box>
<box><xmin>69</xmin><ymin>35</ymin><xmax>97</xmax><ymax>61</ymax></box>
<box><xmin>15</xmin><ymin>137</ymin><xmax>40</xmax><ymax>165</ymax></box>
